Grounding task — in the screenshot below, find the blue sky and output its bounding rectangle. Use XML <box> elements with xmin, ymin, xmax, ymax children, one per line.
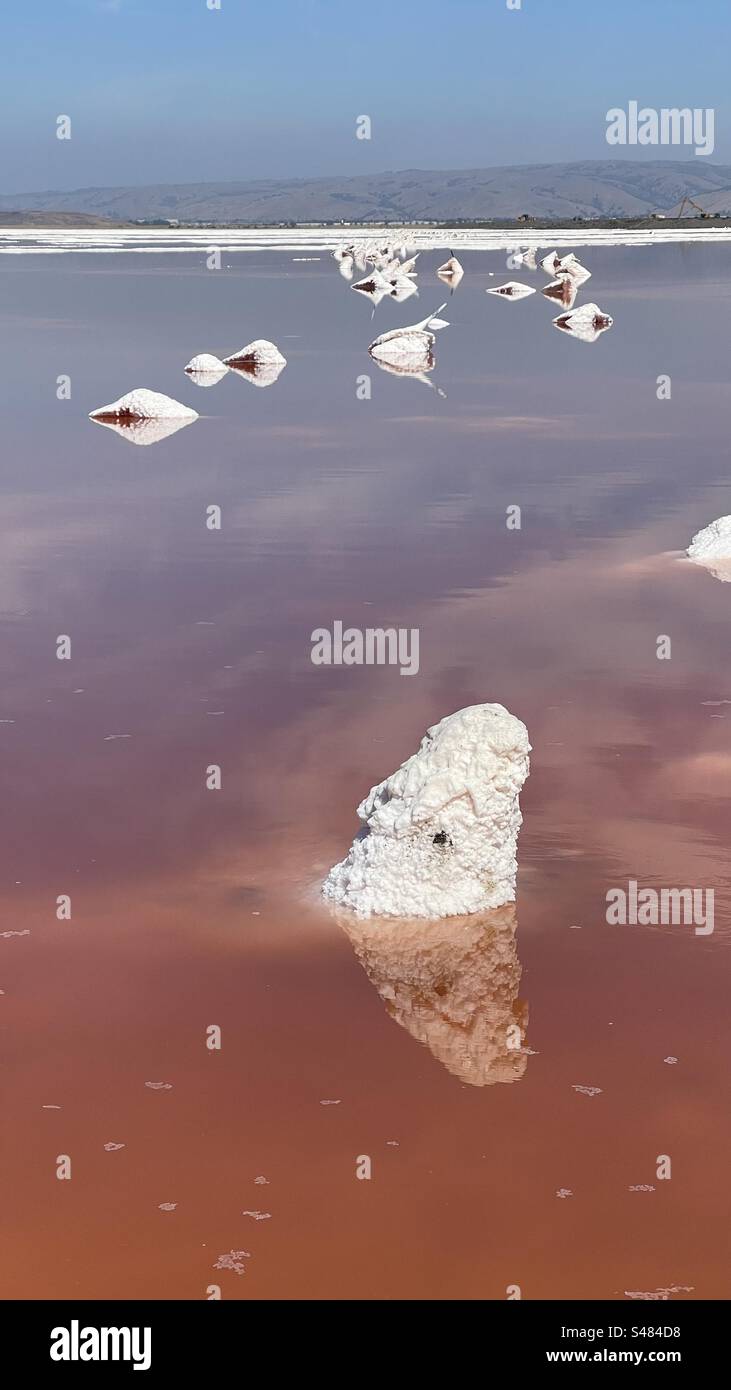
<box><xmin>1</xmin><ymin>0</ymin><xmax>729</xmax><ymax>191</ymax></box>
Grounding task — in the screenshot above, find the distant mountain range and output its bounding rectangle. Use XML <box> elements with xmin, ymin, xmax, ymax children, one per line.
<box><xmin>3</xmin><ymin>161</ymin><xmax>731</xmax><ymax>223</ymax></box>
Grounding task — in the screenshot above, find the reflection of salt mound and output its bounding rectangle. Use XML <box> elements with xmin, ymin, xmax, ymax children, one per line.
<box><xmin>486</xmin><ymin>281</ymin><xmax>535</xmax><ymax>300</ymax></box>
<box><xmin>229</xmin><ymin>359</ymin><xmax>286</xmax><ymax>388</ymax></box>
<box><xmin>553</xmin><ymin>302</ymin><xmax>613</xmax><ymax>343</ymax></box>
<box><xmin>222</xmin><ymin>340</ymin><xmax>286</xmax><ymax>370</ymax></box>
<box><xmin>184</xmin><ymin>353</ymin><xmax>228</xmax><ymax>386</ymax></box>
<box><xmin>340</xmin><ymin>905</ymin><xmax>529</xmax><ymax>1086</ymax></box>
<box><xmin>324</xmin><ymin>703</ymin><xmax>530</xmax><ymax>918</ymax></box>
<box><xmin>687</xmin><ymin>515</ymin><xmax>731</xmax><ymax>582</ymax></box>
<box><xmin>542</xmin><ymin>276</ymin><xmax>578</xmax><ymax>309</ymax></box>
<box><xmin>371</xmin><ymin>352</ymin><xmax>446</xmax><ymax>396</ymax></box>
<box><xmin>369</xmin><ymin>304</ymin><xmax>449</xmax><ymax>370</ymax></box>
<box><xmin>90</xmin><ymin>415</ymin><xmax>196</xmax><ymax>447</ymax></box>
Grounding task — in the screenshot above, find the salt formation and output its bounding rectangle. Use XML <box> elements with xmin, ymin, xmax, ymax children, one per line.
<box><xmin>369</xmin><ymin>304</ymin><xmax>449</xmax><ymax>370</ymax></box>
<box><xmin>371</xmin><ymin>355</ymin><xmax>446</xmax><ymax>396</ymax></box>
<box><xmin>184</xmin><ymin>353</ymin><xmax>229</xmax><ymax>386</ymax></box>
<box><xmin>229</xmin><ymin>358</ymin><xmax>286</xmax><ymax>388</ymax></box>
<box><xmin>686</xmin><ymin>515</ymin><xmax>731</xmax><ymax>581</ymax></box>
<box><xmin>223</xmin><ymin>340</ymin><xmax>286</xmax><ymax>370</ymax></box>
<box><xmin>89</xmin><ymin>388</ymin><xmax>198</xmax><ymax>421</ymax></box>
<box><xmin>323</xmin><ymin>703</ymin><xmax>530</xmax><ymax>918</ymax></box>
<box><xmin>553</xmin><ymin>302</ymin><xmax>613</xmax><ymax>343</ymax></box>
<box><xmin>89</xmin><ymin>388</ymin><xmax>198</xmax><ymax>445</ymax></box>
<box><xmin>486</xmin><ymin>281</ymin><xmax>536</xmax><ymax>299</ymax></box>
<box><xmin>437</xmin><ymin>254</ymin><xmax>464</xmax><ymax>284</ymax></box>
<box><xmin>339</xmin><ymin>905</ymin><xmax>529</xmax><ymax>1086</ymax></box>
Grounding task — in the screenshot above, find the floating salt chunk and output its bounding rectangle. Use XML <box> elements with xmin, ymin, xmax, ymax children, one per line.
<box><xmin>338</xmin><ymin>258</ymin><xmax>354</xmax><ymax>281</ymax></box>
<box><xmin>351</xmin><ymin>270</ymin><xmax>390</xmax><ymax>304</ymax></box>
<box><xmin>242</xmin><ymin>1210</ymin><xmax>271</xmax><ymax>1221</ymax></box>
<box><xmin>1</xmin><ymin>929</ymin><xmax>30</xmax><ymax>938</ymax></box>
<box><xmin>629</xmin><ymin>1184</ymin><xmax>655</xmax><ymax>1192</ymax></box>
<box><xmin>145</xmin><ymin>1080</ymin><xmax>173</xmax><ymax>1090</ymax></box>
<box><xmin>664</xmin><ymin>1056</ymin><xmax>678</xmax><ymax>1065</ymax></box>
<box><xmin>319</xmin><ymin>1099</ymin><xmax>341</xmax><ymax>1106</ymax></box>
<box><xmin>386</xmin><ymin>1141</ymin><xmax>399</xmax><ymax>1147</ymax></box>
<box><xmin>542</xmin><ymin>276</ymin><xmax>578</xmax><ymax>309</ymax></box>
<box><xmin>486</xmin><ymin>281</ymin><xmax>535</xmax><ymax>300</ymax></box>
<box><xmin>541</xmin><ymin>251</ymin><xmax>561</xmax><ymax>274</ymax></box>
<box><xmin>572</xmin><ymin>1084</ymin><xmax>602</xmax><ymax>1097</ymax></box>
<box><xmin>437</xmin><ymin>254</ymin><xmax>464</xmax><ymax>284</ymax></box>
<box><xmin>253</xmin><ymin>1176</ymin><xmax>269</xmax><ymax>1185</ymax></box>
<box><xmin>104</xmin><ymin>1142</ymin><xmax>125</xmax><ymax>1152</ymax></box>
<box><xmin>556</xmin><ymin>1189</ymin><xmax>573</xmax><ymax>1199</ymax></box>
<box><xmin>89</xmin><ymin>388</ymin><xmax>198</xmax><ymax>421</ymax></box>
<box><xmin>222</xmin><ymin>339</ymin><xmax>286</xmax><ymax>370</ymax></box>
<box><xmin>324</xmin><ymin>703</ymin><xmax>530</xmax><ymax>919</ymax></box>
<box><xmin>158</xmin><ymin>1202</ymin><xmax>178</xmax><ymax>1212</ymax></box>
<box><xmin>339</xmin><ymin>905</ymin><xmax>529</xmax><ymax>1086</ymax></box>
<box><xmin>332</xmin><ymin>245</ymin><xmax>355</xmax><ymax>263</ymax></box>
<box><xmin>42</xmin><ymin>1104</ymin><xmax>61</xmax><ymax>1109</ymax></box>
<box><xmin>686</xmin><ymin>515</ymin><xmax>731</xmax><ymax>582</ymax></box>
<box><xmin>625</xmin><ymin>1285</ymin><xmax>693</xmax><ymax>1300</ymax></box>
<box><xmin>553</xmin><ymin>303</ymin><xmax>613</xmax><ymax>343</ymax></box>
<box><xmin>514</xmin><ymin>246</ymin><xmax>538</xmax><ymax>270</ymax></box>
<box><xmin>214</xmin><ymin>1250</ymin><xmax>250</xmax><ymax>1275</ymax></box>
<box><xmin>387</xmin><ymin>276</ymin><xmax>419</xmax><ymax>304</ymax></box>
<box><xmin>551</xmin><ymin>252</ymin><xmax>592</xmax><ymax>284</ymax></box>
<box><xmin>368</xmin><ymin>303</ymin><xmax>449</xmax><ymax>370</ymax></box>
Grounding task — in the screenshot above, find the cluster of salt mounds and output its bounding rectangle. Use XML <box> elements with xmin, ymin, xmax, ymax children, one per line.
<box><xmin>323</xmin><ymin>703</ymin><xmax>530</xmax><ymax>919</ymax></box>
<box><xmin>686</xmin><ymin>515</ymin><xmax>731</xmax><ymax>582</ymax></box>
<box><xmin>369</xmin><ymin>304</ymin><xmax>449</xmax><ymax>374</ymax></box>
<box><xmin>89</xmin><ymin>389</ymin><xmax>198</xmax><ymax>447</ymax></box>
<box><xmin>340</xmin><ymin>905</ymin><xmax>529</xmax><ymax>1086</ymax></box>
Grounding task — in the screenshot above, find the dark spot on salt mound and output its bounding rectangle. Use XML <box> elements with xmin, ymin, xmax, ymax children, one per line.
<box><xmin>432</xmin><ymin>831</ymin><xmax>452</xmax><ymax>847</ymax></box>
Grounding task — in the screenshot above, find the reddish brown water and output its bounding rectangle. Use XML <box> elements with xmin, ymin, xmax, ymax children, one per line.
<box><xmin>1</xmin><ymin>244</ymin><xmax>730</xmax><ymax>1300</ymax></box>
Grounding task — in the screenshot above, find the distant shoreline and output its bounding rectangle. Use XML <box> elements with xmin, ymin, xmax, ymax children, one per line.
<box><xmin>3</xmin><ymin>213</ymin><xmax>731</xmax><ymax>233</ymax></box>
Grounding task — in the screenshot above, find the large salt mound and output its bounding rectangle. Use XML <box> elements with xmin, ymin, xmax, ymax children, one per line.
<box><xmin>553</xmin><ymin>302</ymin><xmax>613</xmax><ymax>343</ymax></box>
<box><xmin>89</xmin><ymin>389</ymin><xmax>198</xmax><ymax>420</ymax></box>
<box><xmin>687</xmin><ymin>515</ymin><xmax>731</xmax><ymax>582</ymax></box>
<box><xmin>323</xmin><ymin>703</ymin><xmax>530</xmax><ymax>918</ymax></box>
<box><xmin>369</xmin><ymin>304</ymin><xmax>449</xmax><ymax>367</ymax></box>
<box><xmin>340</xmin><ymin>905</ymin><xmax>529</xmax><ymax>1086</ymax></box>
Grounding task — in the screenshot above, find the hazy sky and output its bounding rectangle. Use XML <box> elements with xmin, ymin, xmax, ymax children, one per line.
<box><xmin>2</xmin><ymin>0</ymin><xmax>730</xmax><ymax>191</ymax></box>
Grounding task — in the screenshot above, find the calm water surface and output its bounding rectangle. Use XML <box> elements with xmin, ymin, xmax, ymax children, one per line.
<box><xmin>1</xmin><ymin>244</ymin><xmax>730</xmax><ymax>1299</ymax></box>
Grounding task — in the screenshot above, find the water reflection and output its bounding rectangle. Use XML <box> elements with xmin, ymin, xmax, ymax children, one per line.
<box><xmin>339</xmin><ymin>905</ymin><xmax>529</xmax><ymax>1086</ymax></box>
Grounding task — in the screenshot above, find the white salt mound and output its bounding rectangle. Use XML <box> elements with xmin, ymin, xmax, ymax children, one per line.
<box><xmin>222</xmin><ymin>340</ymin><xmax>286</xmax><ymax>368</ymax></box>
<box><xmin>184</xmin><ymin>353</ymin><xmax>228</xmax><ymax>374</ymax></box>
<box><xmin>553</xmin><ymin>302</ymin><xmax>613</xmax><ymax>343</ymax></box>
<box><xmin>324</xmin><ymin>703</ymin><xmax>530</xmax><ymax>918</ymax></box>
<box><xmin>687</xmin><ymin>515</ymin><xmax>731</xmax><ymax>581</ymax></box>
<box><xmin>89</xmin><ymin>389</ymin><xmax>198</xmax><ymax>420</ymax></box>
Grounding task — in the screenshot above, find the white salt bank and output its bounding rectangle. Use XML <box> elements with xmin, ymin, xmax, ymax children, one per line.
<box><xmin>369</xmin><ymin>304</ymin><xmax>449</xmax><ymax>368</ymax></box>
<box><xmin>184</xmin><ymin>353</ymin><xmax>229</xmax><ymax>386</ymax></box>
<box><xmin>323</xmin><ymin>703</ymin><xmax>530</xmax><ymax>918</ymax></box>
<box><xmin>687</xmin><ymin>515</ymin><xmax>731</xmax><ymax>582</ymax></box>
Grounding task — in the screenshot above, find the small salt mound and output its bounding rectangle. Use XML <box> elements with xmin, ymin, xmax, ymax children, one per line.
<box><xmin>222</xmin><ymin>340</ymin><xmax>286</xmax><ymax>368</ymax></box>
<box><xmin>687</xmin><ymin>515</ymin><xmax>731</xmax><ymax>582</ymax></box>
<box><xmin>486</xmin><ymin>281</ymin><xmax>535</xmax><ymax>300</ymax></box>
<box><xmin>324</xmin><ymin>703</ymin><xmax>530</xmax><ymax>919</ymax></box>
<box><xmin>184</xmin><ymin>353</ymin><xmax>228</xmax><ymax>375</ymax></box>
<box><xmin>437</xmin><ymin>255</ymin><xmax>464</xmax><ymax>282</ymax></box>
<box><xmin>89</xmin><ymin>389</ymin><xmax>198</xmax><ymax>420</ymax></box>
<box><xmin>553</xmin><ymin>303</ymin><xmax>613</xmax><ymax>343</ymax></box>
